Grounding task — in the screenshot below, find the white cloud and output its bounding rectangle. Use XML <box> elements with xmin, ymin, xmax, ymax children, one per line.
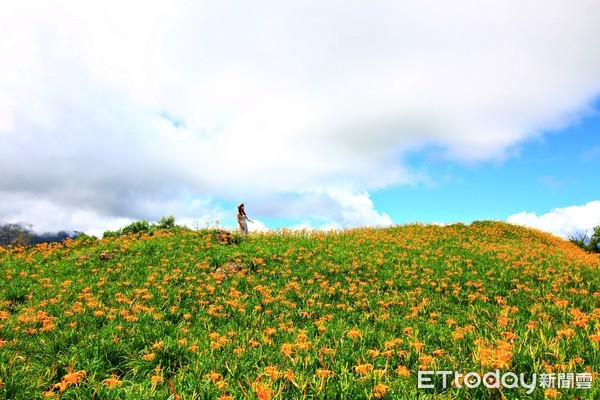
<box><xmin>0</xmin><ymin>193</ymin><xmax>133</xmax><ymax>237</ymax></box>
<box><xmin>267</xmin><ymin>186</ymin><xmax>393</xmax><ymax>230</ymax></box>
<box><xmin>321</xmin><ymin>187</ymin><xmax>393</xmax><ymax>228</ymax></box>
<box><xmin>508</xmin><ymin>201</ymin><xmax>600</xmax><ymax>238</ymax></box>
<box><xmin>288</xmin><ymin>223</ymin><xmax>315</xmax><ymax>232</ymax></box>
<box><xmin>0</xmin><ymin>189</ymin><xmax>225</xmax><ymax>236</ymax></box>
<box><xmin>1</xmin><ymin>0</ymin><xmax>600</xmax><ymax>233</ymax></box>
<box><xmin>248</xmin><ymin>219</ymin><xmax>269</xmax><ymax>233</ymax></box>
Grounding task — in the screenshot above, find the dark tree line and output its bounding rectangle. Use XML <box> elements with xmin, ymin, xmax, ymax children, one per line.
<box><xmin>0</xmin><ymin>223</ymin><xmax>76</xmax><ymax>247</ymax></box>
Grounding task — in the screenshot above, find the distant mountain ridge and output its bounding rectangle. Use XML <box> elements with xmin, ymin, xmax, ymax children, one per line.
<box><xmin>0</xmin><ymin>223</ymin><xmax>76</xmax><ymax>246</ymax></box>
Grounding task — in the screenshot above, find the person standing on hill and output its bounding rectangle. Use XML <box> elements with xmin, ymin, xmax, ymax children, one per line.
<box><xmin>237</xmin><ymin>203</ymin><xmax>253</xmax><ymax>236</ymax></box>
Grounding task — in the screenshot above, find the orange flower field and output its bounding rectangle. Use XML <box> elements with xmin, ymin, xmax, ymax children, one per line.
<box><xmin>0</xmin><ymin>221</ymin><xmax>599</xmax><ymax>399</ymax></box>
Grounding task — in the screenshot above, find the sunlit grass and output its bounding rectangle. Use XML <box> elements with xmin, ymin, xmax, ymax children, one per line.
<box><xmin>0</xmin><ymin>221</ymin><xmax>599</xmax><ymax>399</ymax></box>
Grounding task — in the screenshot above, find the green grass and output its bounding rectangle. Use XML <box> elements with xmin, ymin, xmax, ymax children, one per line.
<box><xmin>0</xmin><ymin>221</ymin><xmax>599</xmax><ymax>399</ymax></box>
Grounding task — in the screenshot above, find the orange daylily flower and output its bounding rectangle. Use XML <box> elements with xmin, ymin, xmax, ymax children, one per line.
<box><xmin>102</xmin><ymin>376</ymin><xmax>123</xmax><ymax>388</ymax></box>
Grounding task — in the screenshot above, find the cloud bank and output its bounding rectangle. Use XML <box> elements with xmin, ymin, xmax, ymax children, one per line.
<box><xmin>508</xmin><ymin>201</ymin><xmax>600</xmax><ymax>238</ymax></box>
<box><xmin>1</xmin><ymin>0</ymin><xmax>600</xmax><ymax>233</ymax></box>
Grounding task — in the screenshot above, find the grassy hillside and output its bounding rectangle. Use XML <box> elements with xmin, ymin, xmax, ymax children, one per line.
<box><xmin>0</xmin><ymin>221</ymin><xmax>599</xmax><ymax>399</ymax></box>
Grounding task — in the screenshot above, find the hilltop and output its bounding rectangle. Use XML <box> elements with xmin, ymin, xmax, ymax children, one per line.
<box><xmin>0</xmin><ymin>221</ymin><xmax>598</xmax><ymax>399</ymax></box>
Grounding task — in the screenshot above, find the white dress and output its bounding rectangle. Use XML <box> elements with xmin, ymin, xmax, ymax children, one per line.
<box><xmin>237</xmin><ymin>213</ymin><xmax>249</xmax><ymax>235</ymax></box>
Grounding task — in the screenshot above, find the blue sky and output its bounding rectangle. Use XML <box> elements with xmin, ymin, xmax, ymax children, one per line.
<box><xmin>1</xmin><ymin>1</ymin><xmax>599</xmax><ymax>237</ymax></box>
<box><xmin>254</xmin><ymin>102</ymin><xmax>600</xmax><ymax>233</ymax></box>
<box><xmin>375</xmin><ymin>104</ymin><xmax>600</xmax><ymax>224</ymax></box>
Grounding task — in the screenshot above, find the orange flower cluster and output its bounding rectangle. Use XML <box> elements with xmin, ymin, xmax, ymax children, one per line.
<box><xmin>44</xmin><ymin>369</ymin><xmax>86</xmax><ymax>396</ymax></box>
<box><xmin>474</xmin><ymin>338</ymin><xmax>514</xmax><ymax>370</ymax></box>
